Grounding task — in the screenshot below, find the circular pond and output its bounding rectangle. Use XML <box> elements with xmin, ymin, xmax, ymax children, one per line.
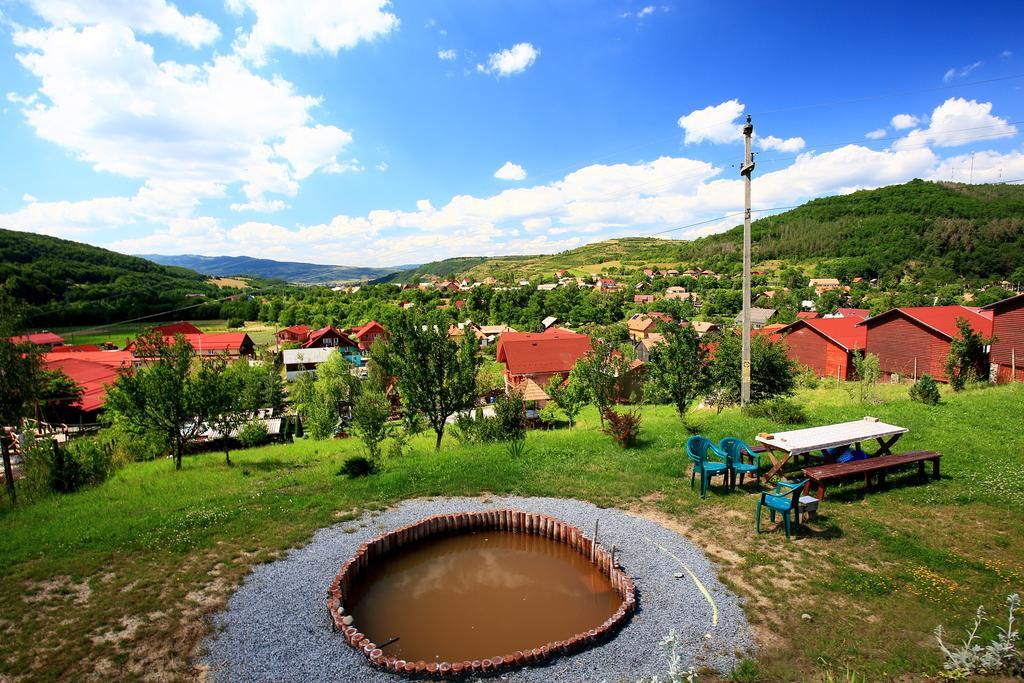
<box><xmin>327</xmin><ymin>509</ymin><xmax>636</xmax><ymax>677</ymax></box>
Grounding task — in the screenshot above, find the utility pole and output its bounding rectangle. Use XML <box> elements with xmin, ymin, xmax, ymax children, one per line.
<box><xmin>969</xmin><ymin>151</ymin><xmax>975</xmax><ymax>184</ymax></box>
<box><xmin>740</xmin><ymin>114</ymin><xmax>755</xmax><ymax>405</ymax></box>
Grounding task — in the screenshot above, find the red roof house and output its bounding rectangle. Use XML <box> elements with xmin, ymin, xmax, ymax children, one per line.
<box><xmin>42</xmin><ymin>350</ymin><xmax>136</xmax><ymax>418</ymax></box>
<box><xmin>982</xmin><ymin>293</ymin><xmax>1024</xmax><ymax>383</ymax></box>
<box><xmin>275</xmin><ymin>324</ymin><xmax>312</xmax><ymax>348</ymax></box>
<box><xmin>797</xmin><ymin>311</ymin><xmax>819</xmax><ymax>320</ymax></box>
<box><xmin>495</xmin><ymin>329</ymin><xmax>592</xmax><ymax>390</ymax></box>
<box><xmin>127</xmin><ymin>333</ymin><xmax>255</xmax><ymax>358</ymax></box>
<box><xmin>778</xmin><ymin>317</ymin><xmax>867</xmax><ymax>380</ymax></box>
<box><xmin>862</xmin><ymin>306</ymin><xmax>994</xmax><ymax>382</ymax></box>
<box><xmin>835</xmin><ymin>308</ymin><xmax>870</xmax><ymax>319</ymax></box>
<box><xmin>152</xmin><ymin>321</ymin><xmax>202</xmax><ymax>336</ymax></box>
<box><xmin>351</xmin><ymin>320</ymin><xmax>388</xmax><ymax>354</ymax></box>
<box><xmin>10</xmin><ymin>331</ymin><xmax>64</xmax><ymax>348</ymax></box>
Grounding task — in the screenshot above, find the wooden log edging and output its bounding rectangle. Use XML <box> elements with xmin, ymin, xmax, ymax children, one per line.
<box><xmin>326</xmin><ymin>508</ymin><xmax>637</xmax><ymax>679</ymax></box>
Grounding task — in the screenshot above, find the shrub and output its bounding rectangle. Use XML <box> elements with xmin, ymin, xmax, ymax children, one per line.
<box><xmin>338</xmin><ymin>455</ymin><xmax>378</xmax><ymax>479</ymax></box>
<box><xmin>796</xmin><ymin>365</ymin><xmax>820</xmax><ymax>390</ymax></box>
<box><xmin>743</xmin><ymin>397</ymin><xmax>808</xmax><ymax>425</ymax></box>
<box><xmin>934</xmin><ymin>593</ymin><xmax>1022</xmax><ymax>679</ymax></box>
<box><xmin>602</xmin><ymin>407</ymin><xmax>642</xmax><ymax>448</ymax></box>
<box><xmin>494</xmin><ymin>392</ymin><xmax>526</xmax><ymax>441</ymax></box>
<box><xmin>451</xmin><ymin>413</ymin><xmax>479</xmax><ymax>443</ymax></box>
<box><xmin>226</xmin><ymin>318</ymin><xmax>244</xmax><ymax>329</ymax></box>
<box><xmin>910</xmin><ymin>374</ymin><xmax>941</xmax><ymax>405</ymax></box>
<box><xmin>238</xmin><ymin>421</ymin><xmax>269</xmax><ymax>449</ymax></box>
<box><xmin>25</xmin><ymin>438</ymin><xmax>118</xmax><ymax>495</ymax></box>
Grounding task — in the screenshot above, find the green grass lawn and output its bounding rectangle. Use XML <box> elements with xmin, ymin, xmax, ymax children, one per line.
<box><xmin>52</xmin><ymin>320</ymin><xmax>278</xmax><ymax>348</ymax></box>
<box><xmin>0</xmin><ymin>383</ymin><xmax>1021</xmax><ymax>680</ymax></box>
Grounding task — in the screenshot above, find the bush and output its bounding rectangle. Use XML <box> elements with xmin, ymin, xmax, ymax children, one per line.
<box><xmin>494</xmin><ymin>392</ymin><xmax>526</xmax><ymax>441</ymax></box>
<box><xmin>24</xmin><ymin>437</ymin><xmax>118</xmax><ymax>496</ymax></box>
<box><xmin>796</xmin><ymin>365</ymin><xmax>820</xmax><ymax>390</ymax></box>
<box><xmin>338</xmin><ymin>455</ymin><xmax>378</xmax><ymax>479</ymax></box>
<box><xmin>743</xmin><ymin>398</ymin><xmax>808</xmax><ymax>425</ymax></box>
<box><xmin>910</xmin><ymin>374</ymin><xmax>941</xmax><ymax>405</ymax></box>
<box><xmin>238</xmin><ymin>421</ymin><xmax>269</xmax><ymax>449</ymax></box>
<box><xmin>226</xmin><ymin>318</ymin><xmax>244</xmax><ymax>329</ymax></box>
<box><xmin>602</xmin><ymin>407</ymin><xmax>642</xmax><ymax>448</ymax></box>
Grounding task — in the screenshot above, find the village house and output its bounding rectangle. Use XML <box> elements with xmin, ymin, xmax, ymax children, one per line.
<box><xmin>350</xmin><ymin>320</ymin><xmax>387</xmax><ymax>358</ymax></box>
<box><xmin>282</xmin><ymin>347</ymin><xmax>339</xmax><ymax>381</ymax></box>
<box><xmin>275</xmin><ymin>324</ymin><xmax>312</xmax><ymax>349</ymax></box>
<box><xmin>40</xmin><ymin>350</ymin><xmax>136</xmax><ymax>423</ymax></box>
<box><xmin>536</xmin><ymin>283</ymin><xmax>559</xmax><ymax>292</ymax></box>
<box><xmin>495</xmin><ymin>328</ymin><xmax>592</xmax><ymax>392</ymax></box>
<box><xmin>826</xmin><ymin>308</ymin><xmax>871</xmax><ymax>319</ymax></box>
<box><xmin>778</xmin><ymin>316</ymin><xmax>867</xmax><ymax>380</ymax></box>
<box><xmin>302</xmin><ymin>326</ymin><xmax>361</xmax><ymax>365</ymax></box>
<box><xmin>634</xmin><ymin>333</ymin><xmax>665</xmax><ymax>363</ymax></box>
<box><xmin>681</xmin><ymin>320</ymin><xmax>719</xmax><ymax>337</ymax></box>
<box><xmin>735</xmin><ymin>307</ymin><xmax>778</xmax><ymax>329</ymax></box>
<box><xmin>634</xmin><ymin>294</ymin><xmax>656</xmax><ymax>305</ymax></box>
<box><xmin>643</xmin><ymin>268</ymin><xmax>655</xmax><ymax>278</ymax></box>
<box><xmin>627</xmin><ymin>312</ymin><xmax>672</xmax><ymax>341</ymax></box>
<box><xmin>479</xmin><ymin>325</ymin><xmax>516</xmax><ymax>343</ymax></box>
<box><xmin>981</xmin><ymin>293</ymin><xmax>1024</xmax><ymax>383</ymax></box>
<box><xmin>152</xmin><ymin>321</ymin><xmax>203</xmax><ymax>336</ymax></box>
<box><xmin>10</xmin><ymin>331</ymin><xmax>65</xmax><ymax>349</ymax></box>
<box><xmin>448</xmin><ymin>321</ymin><xmax>487</xmax><ymax>345</ymax></box>
<box><xmin>128</xmin><ymin>331</ymin><xmax>255</xmax><ymax>359</ymax></box>
<box><xmin>809</xmin><ymin>278</ymin><xmax>842</xmax><ymax>292</ymax></box>
<box><xmin>797</xmin><ymin>311</ymin><xmax>819</xmax><ymax>320</ymax></box>
<box><xmin>664</xmin><ymin>287</ymin><xmax>700</xmax><ymax>305</ymax></box>
<box><xmin>861</xmin><ymin>305</ymin><xmax>994</xmax><ymax>382</ymax></box>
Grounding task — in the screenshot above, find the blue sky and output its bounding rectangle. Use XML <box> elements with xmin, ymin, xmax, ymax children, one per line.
<box><xmin>1</xmin><ymin>0</ymin><xmax>1022</xmax><ymax>266</ymax></box>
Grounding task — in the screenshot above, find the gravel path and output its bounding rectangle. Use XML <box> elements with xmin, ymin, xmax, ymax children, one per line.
<box><xmin>202</xmin><ymin>497</ymin><xmax>754</xmax><ymax>682</ymax></box>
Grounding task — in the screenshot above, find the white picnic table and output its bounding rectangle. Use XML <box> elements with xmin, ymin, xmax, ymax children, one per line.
<box><xmin>755</xmin><ymin>417</ymin><xmax>909</xmax><ymax>480</ymax></box>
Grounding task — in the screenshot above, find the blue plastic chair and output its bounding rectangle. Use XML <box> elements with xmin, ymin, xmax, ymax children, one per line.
<box><xmin>719</xmin><ymin>437</ymin><xmax>762</xmax><ymax>490</ymax></box>
<box><xmin>756</xmin><ymin>479</ymin><xmax>809</xmax><ymax>540</ymax></box>
<box><xmin>686</xmin><ymin>435</ymin><xmax>729</xmax><ymax>499</ymax></box>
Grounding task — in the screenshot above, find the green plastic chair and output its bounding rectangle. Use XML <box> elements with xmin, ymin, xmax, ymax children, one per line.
<box><xmin>756</xmin><ymin>479</ymin><xmax>808</xmax><ymax>540</ymax></box>
<box><xmin>686</xmin><ymin>435</ymin><xmax>728</xmax><ymax>499</ymax></box>
<box><xmin>719</xmin><ymin>437</ymin><xmax>762</xmax><ymax>489</ymax></box>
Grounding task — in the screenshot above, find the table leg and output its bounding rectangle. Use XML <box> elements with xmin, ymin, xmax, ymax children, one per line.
<box><xmin>763</xmin><ymin>446</ymin><xmax>791</xmax><ymax>481</ymax></box>
<box><xmin>874</xmin><ymin>434</ymin><xmax>902</xmax><ymax>456</ymax></box>
<box><xmin>932</xmin><ymin>458</ymin><xmax>940</xmax><ymax>480</ymax></box>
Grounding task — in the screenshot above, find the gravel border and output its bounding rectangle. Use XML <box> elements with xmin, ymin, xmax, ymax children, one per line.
<box><xmin>202</xmin><ymin>497</ymin><xmax>754</xmax><ymax>682</ymax></box>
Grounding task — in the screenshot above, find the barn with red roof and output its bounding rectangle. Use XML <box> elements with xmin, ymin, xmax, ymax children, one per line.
<box><xmin>10</xmin><ymin>331</ymin><xmax>64</xmax><ymax>348</ymax></box>
<box><xmin>41</xmin><ymin>350</ymin><xmax>136</xmax><ymax>421</ymax></box>
<box><xmin>982</xmin><ymin>293</ymin><xmax>1024</xmax><ymax>383</ymax></box>
<box><xmin>778</xmin><ymin>316</ymin><xmax>867</xmax><ymax>380</ymax></box>
<box><xmin>862</xmin><ymin>305</ymin><xmax>993</xmax><ymax>382</ymax></box>
<box><xmin>495</xmin><ymin>328</ymin><xmax>592</xmax><ymax>391</ymax></box>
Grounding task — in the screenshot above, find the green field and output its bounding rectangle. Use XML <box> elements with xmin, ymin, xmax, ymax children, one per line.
<box><xmin>51</xmin><ymin>319</ymin><xmax>278</xmax><ymax>348</ymax></box>
<box><xmin>0</xmin><ymin>383</ymin><xmax>1021</xmax><ymax>680</ymax></box>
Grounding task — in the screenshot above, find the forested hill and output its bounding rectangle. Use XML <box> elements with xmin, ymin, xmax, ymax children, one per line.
<box><xmin>397</xmin><ymin>181</ymin><xmax>1024</xmax><ymax>283</ymax></box>
<box><xmin>142</xmin><ymin>253</ymin><xmax>400</xmax><ymax>284</ymax></box>
<box><xmin>0</xmin><ymin>228</ymin><xmax>242</xmax><ymax>327</ymax></box>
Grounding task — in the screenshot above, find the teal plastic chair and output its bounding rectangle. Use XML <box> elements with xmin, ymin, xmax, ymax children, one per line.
<box><xmin>756</xmin><ymin>479</ymin><xmax>808</xmax><ymax>540</ymax></box>
<box><xmin>719</xmin><ymin>437</ymin><xmax>762</xmax><ymax>490</ymax></box>
<box><xmin>686</xmin><ymin>435</ymin><xmax>728</xmax><ymax>499</ymax></box>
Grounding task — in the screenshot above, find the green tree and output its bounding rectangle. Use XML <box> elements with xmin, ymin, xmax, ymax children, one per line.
<box><xmin>201</xmin><ymin>358</ymin><xmax>245</xmax><ymax>465</ymax></box>
<box><xmin>945</xmin><ymin>318</ymin><xmax>991</xmax><ymax>391</ymax></box>
<box><xmin>569</xmin><ymin>339</ymin><xmax>629</xmax><ymax>426</ymax></box>
<box><xmin>104</xmin><ymin>332</ymin><xmax>213</xmax><ymax>470</ymax></box>
<box><xmin>351</xmin><ymin>390</ymin><xmax>392</xmax><ymax>460</ymax></box>
<box><xmin>646</xmin><ymin>324</ymin><xmax>706</xmax><ymax>420</ymax></box>
<box><xmin>377</xmin><ymin>313</ymin><xmax>481</xmax><ymax>449</ymax></box>
<box><xmin>0</xmin><ymin>289</ymin><xmax>44</xmax><ymax>503</ymax></box>
<box><xmin>850</xmin><ymin>350</ymin><xmax>882</xmax><ymax>403</ymax></box>
<box><xmin>706</xmin><ymin>332</ymin><xmax>796</xmax><ymax>412</ymax></box>
<box><xmin>546</xmin><ymin>374</ymin><xmax>587</xmax><ymax>428</ymax></box>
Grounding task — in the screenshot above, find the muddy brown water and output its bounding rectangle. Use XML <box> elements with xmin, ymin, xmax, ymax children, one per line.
<box><xmin>346</xmin><ymin>530</ymin><xmax>623</xmax><ymax>663</ymax></box>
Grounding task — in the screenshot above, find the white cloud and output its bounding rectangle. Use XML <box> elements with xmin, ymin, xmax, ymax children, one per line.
<box><xmin>227</xmin><ymin>0</ymin><xmax>398</xmax><ymax>64</ymax></box>
<box><xmin>894</xmin><ymin>97</ymin><xmax>1017</xmax><ymax>150</ymax></box>
<box><xmin>229</xmin><ymin>198</ymin><xmax>289</xmax><ymax>212</ymax></box>
<box><xmin>677</xmin><ymin>99</ymin><xmax>744</xmax><ymax>145</ymax></box>
<box><xmin>494</xmin><ymin>161</ymin><xmax>527</xmax><ymax>181</ymax></box>
<box><xmin>929</xmin><ymin>150</ymin><xmax>1024</xmax><ymax>184</ymax></box>
<box><xmin>376</xmin><ymin>161</ymin><xmax>389</xmax><ymax>172</ymax></box>
<box><xmin>26</xmin><ymin>0</ymin><xmax>219</xmax><ymax>47</ymax></box>
<box><xmin>1002</xmin><ymin>50</ymin><xmax>1013</xmax><ymax>58</ymax></box>
<box><xmin>11</xmin><ymin>24</ymin><xmax>352</xmax><ymax>207</ymax></box>
<box><xmin>22</xmin><ymin>193</ymin><xmax>38</xmax><ymax>203</ymax></box>
<box><xmin>478</xmin><ymin>42</ymin><xmax>538</xmax><ymax>77</ymax></box>
<box><xmin>620</xmin><ymin>5</ymin><xmax>668</xmax><ymax>19</ymax></box>
<box><xmin>273</xmin><ymin>124</ymin><xmax>354</xmax><ymax>179</ymax></box>
<box><xmin>943</xmin><ymin>60</ymin><xmax>983</xmax><ymax>82</ymax></box>
<box><xmin>757</xmin><ymin>135</ymin><xmax>805</xmax><ymax>153</ymax></box>
<box><xmin>865</xmin><ymin>128</ymin><xmax>887</xmax><ymax>140</ymax></box>
<box><xmin>890</xmin><ymin>113</ymin><xmax>920</xmax><ymax>129</ymax></box>
<box><xmin>437</xmin><ymin>48</ymin><xmax>457</xmax><ymax>61</ymax></box>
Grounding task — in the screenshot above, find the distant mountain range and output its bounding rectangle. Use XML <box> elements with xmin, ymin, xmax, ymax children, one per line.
<box><xmin>140</xmin><ymin>254</ymin><xmax>410</xmax><ymax>284</ymax></box>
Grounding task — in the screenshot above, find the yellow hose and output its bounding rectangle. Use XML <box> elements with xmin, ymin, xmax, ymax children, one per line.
<box><xmin>644</xmin><ymin>535</ymin><xmax>719</xmax><ymax>628</ymax></box>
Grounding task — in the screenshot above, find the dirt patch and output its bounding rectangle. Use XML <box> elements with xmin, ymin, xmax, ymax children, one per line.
<box><xmin>91</xmin><ymin>615</ymin><xmax>143</xmax><ymax>645</ymax></box>
<box><xmin>22</xmin><ymin>575</ymin><xmax>92</xmax><ymax>606</ymax></box>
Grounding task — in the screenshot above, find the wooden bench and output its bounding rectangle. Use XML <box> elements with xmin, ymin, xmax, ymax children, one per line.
<box><xmin>801</xmin><ymin>450</ymin><xmax>941</xmax><ymax>500</ymax></box>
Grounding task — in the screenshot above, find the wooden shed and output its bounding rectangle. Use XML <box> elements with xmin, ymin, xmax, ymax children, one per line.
<box><xmin>778</xmin><ymin>317</ymin><xmax>866</xmax><ymax>380</ymax></box>
<box><xmin>982</xmin><ymin>293</ymin><xmax>1024</xmax><ymax>383</ymax></box>
<box><xmin>862</xmin><ymin>306</ymin><xmax>993</xmax><ymax>382</ymax></box>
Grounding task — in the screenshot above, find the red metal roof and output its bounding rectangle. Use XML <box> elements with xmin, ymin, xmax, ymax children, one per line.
<box><xmin>126</xmin><ymin>333</ymin><xmax>253</xmax><ymax>353</ymax></box>
<box><xmin>152</xmin><ymin>321</ymin><xmax>202</xmax><ymax>335</ymax></box>
<box><xmin>496</xmin><ymin>330</ymin><xmax>592</xmax><ymax>375</ymax></box>
<box><xmin>862</xmin><ymin>305</ymin><xmax>993</xmax><ymax>339</ymax></box>
<box><xmin>797</xmin><ymin>312</ymin><xmax>819</xmax><ymax>319</ymax></box>
<box><xmin>781</xmin><ymin>317</ymin><xmax>866</xmax><ymax>351</ymax></box>
<box><xmin>49</xmin><ymin>344</ymin><xmax>102</xmax><ymax>353</ymax></box>
<box><xmin>10</xmin><ymin>331</ymin><xmax>64</xmax><ymax>346</ymax></box>
<box><xmin>981</xmin><ymin>292</ymin><xmax>1024</xmax><ymax>312</ymax></box>
<box><xmin>43</xmin><ymin>351</ymin><xmax>135</xmax><ymax>412</ymax></box>
<box><xmin>276</xmin><ymin>324</ymin><xmax>311</xmax><ymax>338</ymax></box>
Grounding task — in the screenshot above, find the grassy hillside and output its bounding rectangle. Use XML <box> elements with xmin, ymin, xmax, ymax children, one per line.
<box><xmin>142</xmin><ymin>253</ymin><xmax>400</xmax><ymax>285</ymax></box>
<box><xmin>0</xmin><ymin>383</ymin><xmax>1020</xmax><ymax>679</ymax></box>
<box><xmin>375</xmin><ymin>256</ymin><xmax>500</xmax><ymax>283</ymax></box>
<box><xmin>0</xmin><ymin>228</ymin><xmax>239</xmax><ymax>327</ymax></box>
<box><xmin>386</xmin><ymin>181</ymin><xmax>1024</xmax><ymax>283</ymax></box>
